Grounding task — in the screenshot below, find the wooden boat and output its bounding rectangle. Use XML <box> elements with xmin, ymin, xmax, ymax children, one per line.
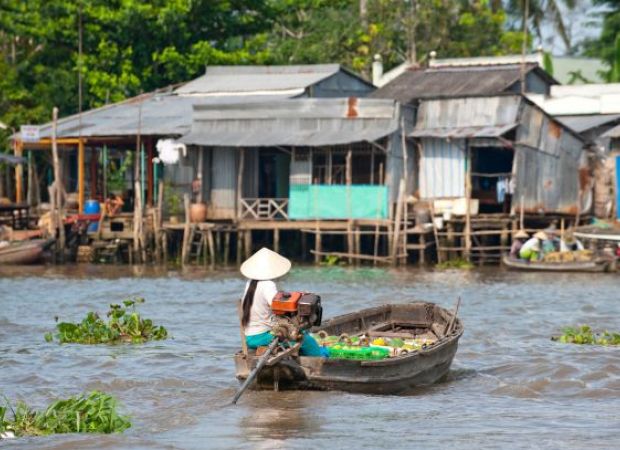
<box><xmin>0</xmin><ymin>239</ymin><xmax>54</xmax><ymax>264</ymax></box>
<box><xmin>502</xmin><ymin>255</ymin><xmax>615</xmax><ymax>272</ymax></box>
<box><xmin>234</xmin><ymin>302</ymin><xmax>463</xmax><ymax>395</ymax></box>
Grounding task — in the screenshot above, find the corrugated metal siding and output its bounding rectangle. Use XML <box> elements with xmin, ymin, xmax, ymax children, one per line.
<box><xmin>242</xmin><ymin>149</ymin><xmax>259</xmax><ymax>197</ymax></box>
<box><xmin>419</xmin><ymin>138</ymin><xmax>465</xmax><ymax>198</ymax></box>
<box><xmin>163</xmin><ymin>149</ymin><xmax>196</xmax><ymax>189</ymax></box>
<box><xmin>210</xmin><ymin>147</ymin><xmax>237</xmax><ymax>219</ymax></box>
<box><xmin>415</xmin><ymin>96</ymin><xmax>520</xmax><ymax>130</ymax></box>
<box><xmin>290</xmin><ymin>149</ymin><xmax>312</xmax><ymax>185</ymax></box>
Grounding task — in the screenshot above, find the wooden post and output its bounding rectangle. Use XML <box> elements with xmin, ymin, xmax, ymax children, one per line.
<box><xmin>274</xmin><ymin>228</ymin><xmax>280</xmax><ymax>254</ymax></box>
<box><xmin>133</xmin><ymin>180</ymin><xmax>144</xmax><ymax>263</ymax></box>
<box><xmin>314</xmin><ymin>229</ymin><xmax>322</xmax><ymax>264</ymax></box>
<box><xmin>347</xmin><ymin>221</ymin><xmax>354</xmax><ymax>264</ymax></box>
<box><xmin>370</xmin><ymin>147</ymin><xmax>375</xmax><ymax>185</ymax></box>
<box><xmin>14</xmin><ymin>139</ymin><xmax>23</xmax><ymax>203</ymax></box>
<box><xmin>391</xmin><ymin>179</ymin><xmax>405</xmax><ymax>265</ymax></box>
<box><xmin>237</xmin><ymin>230</ymin><xmax>244</xmax><ymax>265</ymax></box>
<box><xmin>419</xmin><ymin>232</ymin><xmax>426</xmax><ymax>265</ymax></box>
<box><xmin>224</xmin><ymin>231</ymin><xmax>230</xmax><ymax>266</ymax></box>
<box><xmin>430</xmin><ymin>201</ymin><xmax>442</xmax><ymax>264</ymax></box>
<box><xmin>244</xmin><ymin>229</ymin><xmax>252</xmax><ymax>259</ymax></box>
<box><xmin>147</xmin><ymin>138</ymin><xmax>154</xmax><ymax>206</ymax></box>
<box><xmin>78</xmin><ymin>138</ymin><xmax>85</xmax><ymax>213</ymax></box>
<box><xmin>51</xmin><ymin>107</ymin><xmax>65</xmax><ymax>259</ymax></box>
<box><xmin>354</xmin><ymin>225</ymin><xmax>361</xmax><ymax>266</ymax></box>
<box><xmin>237</xmin><ymin>148</ymin><xmax>245</xmax><ymax>220</ymax></box>
<box><xmin>207</xmin><ymin>229</ymin><xmax>216</xmax><ymax>269</ymax></box>
<box><xmin>181</xmin><ymin>193</ymin><xmax>191</xmax><ymax>265</ymax></box>
<box><xmin>464</xmin><ymin>142</ymin><xmax>472</xmax><ymax>261</ymax></box>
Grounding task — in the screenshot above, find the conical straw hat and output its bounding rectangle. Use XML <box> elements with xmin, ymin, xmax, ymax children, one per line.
<box><xmin>240</xmin><ymin>247</ymin><xmax>291</xmax><ymax>281</ymax></box>
<box><xmin>514</xmin><ymin>230</ymin><xmax>529</xmax><ymax>239</ymax></box>
<box><xmin>534</xmin><ymin>231</ymin><xmax>548</xmax><ymax>240</ymax></box>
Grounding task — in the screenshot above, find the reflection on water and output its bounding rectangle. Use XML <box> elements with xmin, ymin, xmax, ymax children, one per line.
<box><xmin>1</xmin><ymin>264</ymin><xmax>620</xmax><ymax>449</ymax></box>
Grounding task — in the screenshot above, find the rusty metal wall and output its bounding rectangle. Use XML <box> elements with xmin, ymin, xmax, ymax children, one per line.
<box><xmin>514</xmin><ymin>104</ymin><xmax>584</xmax><ymax>214</ymax></box>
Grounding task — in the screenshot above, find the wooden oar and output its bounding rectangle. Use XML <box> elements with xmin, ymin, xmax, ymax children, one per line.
<box><xmin>231</xmin><ymin>338</ymin><xmax>280</xmax><ymax>405</ymax></box>
<box><xmin>445</xmin><ymin>297</ymin><xmax>461</xmax><ymax>336</ymax></box>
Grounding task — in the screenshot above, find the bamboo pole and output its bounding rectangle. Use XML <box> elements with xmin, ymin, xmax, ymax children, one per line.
<box><xmin>237</xmin><ymin>148</ymin><xmax>245</xmax><ymax>220</ymax></box>
<box><xmin>51</xmin><ymin>107</ymin><xmax>65</xmax><ymax>259</ymax></box>
<box><xmin>391</xmin><ymin>179</ymin><xmax>405</xmax><ymax>265</ymax></box>
<box><xmin>464</xmin><ymin>142</ymin><xmax>472</xmax><ymax>261</ymax></box>
<box><xmin>78</xmin><ymin>138</ymin><xmax>85</xmax><ymax>213</ymax></box>
<box><xmin>519</xmin><ymin>195</ymin><xmax>525</xmax><ymax>230</ymax></box>
<box><xmin>14</xmin><ymin>139</ymin><xmax>23</xmax><ymax>203</ymax></box>
<box><xmin>181</xmin><ymin>193</ymin><xmax>191</xmax><ymax>265</ymax></box>
<box><xmin>430</xmin><ymin>201</ymin><xmax>442</xmax><ymax>264</ymax></box>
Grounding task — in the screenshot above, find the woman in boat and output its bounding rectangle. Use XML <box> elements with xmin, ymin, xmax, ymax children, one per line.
<box><xmin>510</xmin><ymin>230</ymin><xmax>529</xmax><ymax>259</ymax></box>
<box><xmin>519</xmin><ymin>231</ymin><xmax>547</xmax><ymax>261</ymax></box>
<box><xmin>560</xmin><ymin>231</ymin><xmax>584</xmax><ymax>252</ymax></box>
<box><xmin>240</xmin><ymin>247</ymin><xmax>328</xmax><ymax>357</ymax></box>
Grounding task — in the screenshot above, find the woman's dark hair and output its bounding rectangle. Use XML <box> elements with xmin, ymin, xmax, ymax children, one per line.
<box><xmin>241</xmin><ymin>280</ymin><xmax>258</xmax><ymax>327</ymax></box>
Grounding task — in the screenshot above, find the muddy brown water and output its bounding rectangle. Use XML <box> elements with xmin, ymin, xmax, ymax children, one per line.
<box><xmin>1</xmin><ymin>265</ymin><xmax>619</xmax><ymax>449</ymax></box>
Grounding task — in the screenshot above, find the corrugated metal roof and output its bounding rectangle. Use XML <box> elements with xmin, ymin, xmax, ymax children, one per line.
<box><xmin>175</xmin><ymin>64</ymin><xmax>344</xmax><ymax>95</ymax></box>
<box><xmin>412</xmin><ymin>96</ymin><xmax>521</xmax><ymax>139</ymax></box>
<box><xmin>556</xmin><ymin>114</ymin><xmax>620</xmax><ymax>133</ymax></box>
<box><xmin>371</xmin><ymin>64</ymin><xmax>542</xmax><ymax>104</ymax></box>
<box><xmin>411</xmin><ymin>123</ymin><xmax>517</xmax><ymax>138</ymax></box>
<box><xmin>603</xmin><ymin>123</ymin><xmax>620</xmax><ymax>138</ymax></box>
<box><xmin>181</xmin><ymin>98</ymin><xmax>400</xmax><ymax>147</ymax></box>
<box><xmin>31</xmin><ymin>93</ymin><xmax>296</xmax><ymax>140</ymax></box>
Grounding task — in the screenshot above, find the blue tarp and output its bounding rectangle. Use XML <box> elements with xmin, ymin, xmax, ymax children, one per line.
<box><xmin>289</xmin><ymin>184</ymin><xmax>388</xmax><ymax>219</ymax></box>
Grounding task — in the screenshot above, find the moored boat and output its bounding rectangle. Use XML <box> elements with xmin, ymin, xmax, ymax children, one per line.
<box><xmin>502</xmin><ymin>254</ymin><xmax>615</xmax><ymax>272</ymax></box>
<box><xmin>0</xmin><ymin>239</ymin><xmax>54</xmax><ymax>265</ymax></box>
<box><xmin>234</xmin><ymin>302</ymin><xmax>463</xmax><ymax>395</ymax></box>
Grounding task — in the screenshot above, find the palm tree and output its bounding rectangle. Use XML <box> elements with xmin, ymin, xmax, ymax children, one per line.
<box><xmin>508</xmin><ymin>0</ymin><xmax>577</xmax><ymax>51</ymax></box>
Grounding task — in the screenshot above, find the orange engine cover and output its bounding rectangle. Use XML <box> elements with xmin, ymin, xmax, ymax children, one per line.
<box><xmin>272</xmin><ymin>291</ymin><xmax>303</xmax><ymax>315</ymax></box>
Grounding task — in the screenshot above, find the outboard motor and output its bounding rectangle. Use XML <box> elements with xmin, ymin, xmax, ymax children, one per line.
<box><xmin>271</xmin><ymin>292</ymin><xmax>322</xmax><ymax>340</ymax></box>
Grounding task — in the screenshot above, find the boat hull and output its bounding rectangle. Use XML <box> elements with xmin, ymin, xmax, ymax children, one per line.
<box><xmin>502</xmin><ymin>255</ymin><xmax>614</xmax><ymax>272</ymax></box>
<box><xmin>235</xmin><ymin>303</ymin><xmax>463</xmax><ymax>395</ymax></box>
<box><xmin>0</xmin><ymin>239</ymin><xmax>53</xmax><ymax>265</ymax></box>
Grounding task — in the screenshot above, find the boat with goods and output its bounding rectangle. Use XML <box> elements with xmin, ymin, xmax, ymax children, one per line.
<box><xmin>234</xmin><ymin>302</ymin><xmax>463</xmax><ymax>395</ymax></box>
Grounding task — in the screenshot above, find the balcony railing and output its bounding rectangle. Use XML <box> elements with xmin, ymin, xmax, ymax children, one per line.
<box><xmin>239</xmin><ymin>198</ymin><xmax>289</xmax><ymax>220</ymax></box>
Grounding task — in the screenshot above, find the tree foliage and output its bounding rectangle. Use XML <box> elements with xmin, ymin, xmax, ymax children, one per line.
<box><xmin>0</xmin><ymin>0</ymin><xmax>529</xmax><ymax>137</ymax></box>
<box><xmin>585</xmin><ymin>0</ymin><xmax>620</xmax><ymax>81</ymax></box>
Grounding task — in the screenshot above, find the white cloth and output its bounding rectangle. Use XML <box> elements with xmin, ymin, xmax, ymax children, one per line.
<box><xmin>521</xmin><ymin>237</ymin><xmax>540</xmax><ymax>252</ymax></box>
<box><xmin>155</xmin><ymin>139</ymin><xmax>186</xmax><ymax>165</ymax></box>
<box><xmin>243</xmin><ymin>280</ymin><xmax>278</xmax><ymax>336</ymax></box>
<box><xmin>560</xmin><ymin>240</ymin><xmax>584</xmax><ymax>252</ymax></box>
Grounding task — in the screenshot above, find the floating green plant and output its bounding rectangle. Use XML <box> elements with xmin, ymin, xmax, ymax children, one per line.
<box><xmin>436</xmin><ymin>258</ymin><xmax>474</xmax><ymax>270</ymax></box>
<box><xmin>552</xmin><ymin>325</ymin><xmax>620</xmax><ymax>346</ymax></box>
<box><xmin>45</xmin><ymin>297</ymin><xmax>168</xmax><ymax>344</ymax></box>
<box><xmin>0</xmin><ymin>391</ymin><xmax>130</xmax><ymax>437</ymax></box>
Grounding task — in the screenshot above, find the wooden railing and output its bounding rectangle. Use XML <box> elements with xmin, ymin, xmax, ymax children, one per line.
<box><xmin>239</xmin><ymin>198</ymin><xmax>289</xmax><ymax>220</ymax></box>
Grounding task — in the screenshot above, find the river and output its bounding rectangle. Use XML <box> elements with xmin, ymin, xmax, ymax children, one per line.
<box><xmin>1</xmin><ymin>265</ymin><xmax>619</xmax><ymax>449</ymax></box>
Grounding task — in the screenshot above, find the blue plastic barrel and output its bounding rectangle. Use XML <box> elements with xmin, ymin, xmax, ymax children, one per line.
<box><xmin>85</xmin><ymin>200</ymin><xmax>101</xmax><ymax>232</ymax></box>
<box><xmin>84</xmin><ymin>199</ymin><xmax>101</xmax><ymax>214</ymax></box>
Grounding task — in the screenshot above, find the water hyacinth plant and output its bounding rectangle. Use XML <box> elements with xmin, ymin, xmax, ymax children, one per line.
<box><xmin>45</xmin><ymin>297</ymin><xmax>168</xmax><ymax>344</ymax></box>
<box><xmin>552</xmin><ymin>325</ymin><xmax>620</xmax><ymax>346</ymax></box>
<box><xmin>0</xmin><ymin>391</ymin><xmax>130</xmax><ymax>437</ymax></box>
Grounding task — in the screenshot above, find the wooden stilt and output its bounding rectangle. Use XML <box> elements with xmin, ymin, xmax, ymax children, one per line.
<box><xmin>347</xmin><ymin>221</ymin><xmax>354</xmax><ymax>264</ymax></box>
<box><xmin>224</xmin><ymin>231</ymin><xmax>230</xmax><ymax>266</ymax></box>
<box><xmin>215</xmin><ymin>230</ymin><xmax>221</xmax><ymax>263</ymax></box>
<box><xmin>274</xmin><ymin>228</ymin><xmax>280</xmax><ymax>254</ymax></box>
<box><xmin>314</xmin><ymin>230</ymin><xmax>322</xmax><ymax>264</ymax></box>
<box><xmin>237</xmin><ymin>230</ymin><xmax>243</xmax><ymax>265</ymax></box>
<box><xmin>244</xmin><ymin>229</ymin><xmax>252</xmax><ymax>259</ymax></box>
<box><xmin>207</xmin><ymin>229</ymin><xmax>215</xmax><ymax>270</ymax></box>
<box><xmin>181</xmin><ymin>193</ymin><xmax>191</xmax><ymax>265</ymax></box>
<box><xmin>354</xmin><ymin>225</ymin><xmax>361</xmax><ymax>266</ymax></box>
